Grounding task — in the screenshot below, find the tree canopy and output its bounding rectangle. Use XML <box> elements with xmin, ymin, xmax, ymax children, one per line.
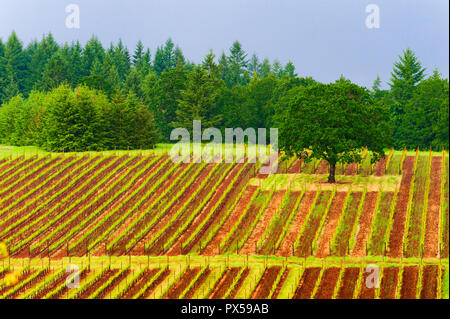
<box><xmin>276</xmin><ymin>81</ymin><xmax>391</xmax><ymax>182</ymax></box>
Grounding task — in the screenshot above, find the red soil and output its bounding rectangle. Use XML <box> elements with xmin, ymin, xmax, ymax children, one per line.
<box><xmin>351</xmin><ymin>191</ymin><xmax>379</xmax><ymax>257</ymax></box>
<box><xmin>202</xmin><ymin>186</ymin><xmax>258</xmax><ymax>256</ymax></box>
<box><xmin>177</xmin><ymin>163</ymin><xmax>251</xmax><ymax>254</ymax></box>
<box><xmin>75</xmin><ymin>269</ymin><xmax>118</xmax><ymax>299</ymax></box>
<box><xmin>134</xmin><ymin>163</ymin><xmax>218</xmax><ymax>255</ymax></box>
<box><xmin>316</xmin><ymin>160</ymin><xmax>329</xmax><ymax>174</ymax></box>
<box><xmin>164</xmin><ymin>267</ymin><xmax>200</xmax><ymax>299</ymax></box>
<box><xmin>314</xmin><ymin>267</ymin><xmax>341</xmax><ymax>299</ymax></box>
<box><xmin>336</xmin><ymin>267</ymin><xmax>360</xmax><ymax>299</ymax></box>
<box><xmin>270</xmin><ymin>268</ymin><xmax>290</xmax><ymax>299</ymax></box>
<box><xmin>424</xmin><ymin>157</ymin><xmax>442</xmax><ymax>258</ymax></box>
<box><xmin>344</xmin><ymin>163</ymin><xmax>357</xmax><ymax>175</ymax></box>
<box><xmin>277</xmin><ymin>191</ymin><xmax>316</xmax><ymax>257</ymax></box>
<box><xmin>119</xmin><ymin>268</ymin><xmax>159</xmax><ymax>299</ymax></box>
<box><xmin>287</xmin><ymin>159</ymin><xmax>302</xmax><ymax>173</ymax></box>
<box><xmin>208</xmin><ymin>267</ymin><xmax>241</xmax><ymax>299</ymax></box>
<box><xmin>373</xmin><ymin>157</ymin><xmax>387</xmax><ymax>176</ymax></box>
<box><xmin>138</xmin><ymin>268</ymin><xmax>171</xmax><ymax>299</ymax></box>
<box><xmin>358</xmin><ymin>269</ymin><xmax>377</xmax><ymax>299</ymax></box>
<box><xmin>399</xmin><ymin>266</ymin><xmax>419</xmax><ymax>299</ymax></box>
<box><xmin>419</xmin><ymin>265</ymin><xmax>438</xmax><ymax>299</ymax></box>
<box><xmin>387</xmin><ymin>156</ymin><xmax>415</xmax><ymax>258</ymax></box>
<box><xmin>251</xmin><ymin>266</ymin><xmax>282</xmax><ymax>299</ymax></box>
<box><xmin>184</xmin><ymin>268</ymin><xmax>212</xmax><ymax>299</ymax></box>
<box><xmin>293</xmin><ymin>267</ymin><xmax>321</xmax><ymax>299</ymax></box>
<box><xmin>96</xmin><ymin>269</ymin><xmax>131</xmax><ymax>299</ymax></box>
<box><xmin>379</xmin><ymin>267</ymin><xmax>399</xmax><ymax>299</ymax></box>
<box><xmin>315</xmin><ymin>192</ymin><xmax>348</xmax><ymax>257</ymax></box>
<box><xmin>226</xmin><ymin>268</ymin><xmax>250</xmax><ymax>299</ymax></box>
<box><xmin>240</xmin><ymin>190</ymin><xmax>286</xmax><ymax>255</ymax></box>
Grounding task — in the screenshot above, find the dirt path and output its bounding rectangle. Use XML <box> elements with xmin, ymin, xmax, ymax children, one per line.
<box><xmin>240</xmin><ymin>190</ymin><xmax>286</xmax><ymax>255</ymax></box>
<box><xmin>277</xmin><ymin>191</ymin><xmax>316</xmax><ymax>256</ymax></box>
<box><xmin>314</xmin><ymin>267</ymin><xmax>341</xmax><ymax>299</ymax></box>
<box><xmin>293</xmin><ymin>267</ymin><xmax>321</xmax><ymax>299</ymax></box>
<box><xmin>336</xmin><ymin>267</ymin><xmax>360</xmax><ymax>299</ymax></box>
<box><xmin>420</xmin><ymin>265</ymin><xmax>438</xmax><ymax>299</ymax></box>
<box><xmin>351</xmin><ymin>191</ymin><xmax>379</xmax><ymax>257</ymax></box>
<box><xmin>202</xmin><ymin>186</ymin><xmax>258</xmax><ymax>256</ymax></box>
<box><xmin>399</xmin><ymin>266</ymin><xmax>419</xmax><ymax>299</ymax></box>
<box><xmin>315</xmin><ymin>192</ymin><xmax>347</xmax><ymax>257</ymax></box>
<box><xmin>387</xmin><ymin>156</ymin><xmax>415</xmax><ymax>258</ymax></box>
<box><xmin>251</xmin><ymin>266</ymin><xmax>282</xmax><ymax>299</ymax></box>
<box><xmin>379</xmin><ymin>267</ymin><xmax>399</xmax><ymax>299</ymax></box>
<box><xmin>424</xmin><ymin>157</ymin><xmax>441</xmax><ymax>258</ymax></box>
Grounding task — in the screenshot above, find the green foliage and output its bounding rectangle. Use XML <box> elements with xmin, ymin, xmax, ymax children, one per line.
<box><xmin>0</xmin><ymin>32</ymin><xmax>447</xmax><ymax>151</ymax></box>
<box><xmin>276</xmin><ymin>81</ymin><xmax>391</xmax><ymax>182</ymax></box>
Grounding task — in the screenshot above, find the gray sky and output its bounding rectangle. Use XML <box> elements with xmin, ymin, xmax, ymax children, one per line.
<box><xmin>0</xmin><ymin>0</ymin><xmax>448</xmax><ymax>88</ymax></box>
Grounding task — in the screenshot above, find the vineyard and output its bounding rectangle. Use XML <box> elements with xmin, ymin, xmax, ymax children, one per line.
<box><xmin>0</xmin><ymin>147</ymin><xmax>448</xmax><ymax>299</ymax></box>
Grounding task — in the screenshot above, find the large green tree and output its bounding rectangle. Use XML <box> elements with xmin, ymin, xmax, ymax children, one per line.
<box><xmin>276</xmin><ymin>81</ymin><xmax>390</xmax><ymax>183</ymax></box>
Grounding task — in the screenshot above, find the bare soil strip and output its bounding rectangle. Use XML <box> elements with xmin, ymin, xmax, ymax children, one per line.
<box><xmin>75</xmin><ymin>270</ymin><xmax>118</xmax><ymax>299</ymax></box>
<box><xmin>270</xmin><ymin>268</ymin><xmax>290</xmax><ymax>299</ymax></box>
<box><xmin>277</xmin><ymin>191</ymin><xmax>316</xmax><ymax>256</ymax></box>
<box><xmin>132</xmin><ymin>164</ymin><xmax>215</xmax><ymax>255</ymax></box>
<box><xmin>344</xmin><ymin>163</ymin><xmax>357</xmax><ymax>175</ymax></box>
<box><xmin>164</xmin><ymin>267</ymin><xmax>201</xmax><ymax>299</ymax></box>
<box><xmin>387</xmin><ymin>156</ymin><xmax>415</xmax><ymax>258</ymax></box>
<box><xmin>293</xmin><ymin>267</ymin><xmax>321</xmax><ymax>299</ymax></box>
<box><xmin>184</xmin><ymin>268</ymin><xmax>212</xmax><ymax>299</ymax></box>
<box><xmin>424</xmin><ymin>157</ymin><xmax>441</xmax><ymax>258</ymax></box>
<box><xmin>336</xmin><ymin>267</ymin><xmax>360</xmax><ymax>299</ymax></box>
<box><xmin>226</xmin><ymin>268</ymin><xmax>250</xmax><ymax>299</ymax></box>
<box><xmin>251</xmin><ymin>266</ymin><xmax>281</xmax><ymax>299</ymax></box>
<box><xmin>208</xmin><ymin>267</ymin><xmax>240</xmax><ymax>299</ymax></box>
<box><xmin>351</xmin><ymin>191</ymin><xmax>379</xmax><ymax>257</ymax></box>
<box><xmin>119</xmin><ymin>268</ymin><xmax>159</xmax><ymax>299</ymax></box>
<box><xmin>399</xmin><ymin>266</ymin><xmax>419</xmax><ymax>299</ymax></box>
<box><xmin>373</xmin><ymin>157</ymin><xmax>387</xmax><ymax>176</ymax></box>
<box><xmin>379</xmin><ymin>267</ymin><xmax>399</xmax><ymax>299</ymax></box>
<box><xmin>138</xmin><ymin>268</ymin><xmax>171</xmax><ymax>299</ymax></box>
<box><xmin>287</xmin><ymin>159</ymin><xmax>302</xmax><ymax>173</ymax></box>
<box><xmin>295</xmin><ymin>191</ymin><xmax>332</xmax><ymax>257</ymax></box>
<box><xmin>96</xmin><ymin>269</ymin><xmax>131</xmax><ymax>299</ymax></box>
<box><xmin>240</xmin><ymin>190</ymin><xmax>286</xmax><ymax>255</ymax></box>
<box><xmin>419</xmin><ymin>265</ymin><xmax>438</xmax><ymax>299</ymax></box>
<box><xmin>314</xmin><ymin>267</ymin><xmax>341</xmax><ymax>299</ymax></box>
<box><xmin>177</xmin><ymin>163</ymin><xmax>250</xmax><ymax>254</ymax></box>
<box><xmin>202</xmin><ymin>186</ymin><xmax>258</xmax><ymax>255</ymax></box>
<box><xmin>315</xmin><ymin>192</ymin><xmax>347</xmax><ymax>257</ymax></box>
<box><xmin>358</xmin><ymin>270</ymin><xmax>376</xmax><ymax>299</ymax></box>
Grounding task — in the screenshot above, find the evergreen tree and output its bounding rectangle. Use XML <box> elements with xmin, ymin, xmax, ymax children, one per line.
<box><xmin>82</xmin><ymin>36</ymin><xmax>105</xmax><ymax>77</ymax></box>
<box><xmin>224</xmin><ymin>41</ymin><xmax>249</xmax><ymax>88</ymax></box>
<box><xmin>39</xmin><ymin>51</ymin><xmax>70</xmax><ymax>90</ymax></box>
<box><xmin>258</xmin><ymin>58</ymin><xmax>271</xmax><ymax>78</ymax></box>
<box><xmin>389</xmin><ymin>48</ymin><xmax>426</xmax><ymax>148</ymax></box>
<box><xmin>172</xmin><ymin>66</ymin><xmax>222</xmax><ymax>132</ymax></box>
<box><xmin>4</xmin><ymin>31</ymin><xmax>28</xmax><ymax>94</ymax></box>
<box><xmin>283</xmin><ymin>62</ymin><xmax>297</xmax><ymax>78</ymax></box>
<box><xmin>154</xmin><ymin>38</ymin><xmax>176</xmax><ymax>75</ymax></box>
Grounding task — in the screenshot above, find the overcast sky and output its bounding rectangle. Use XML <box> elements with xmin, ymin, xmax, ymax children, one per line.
<box><xmin>0</xmin><ymin>0</ymin><xmax>448</xmax><ymax>88</ymax></box>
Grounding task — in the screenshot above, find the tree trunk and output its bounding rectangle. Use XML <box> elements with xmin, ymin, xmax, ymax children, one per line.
<box><xmin>328</xmin><ymin>162</ymin><xmax>336</xmax><ymax>183</ymax></box>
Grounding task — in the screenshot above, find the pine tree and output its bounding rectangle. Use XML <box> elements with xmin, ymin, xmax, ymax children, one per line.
<box><xmin>225</xmin><ymin>41</ymin><xmax>249</xmax><ymax>87</ymax></box>
<box><xmin>172</xmin><ymin>66</ymin><xmax>222</xmax><ymax>132</ymax></box>
<box><xmin>4</xmin><ymin>31</ymin><xmax>28</xmax><ymax>94</ymax></box>
<box><xmin>39</xmin><ymin>51</ymin><xmax>70</xmax><ymax>90</ymax></box>
<box><xmin>283</xmin><ymin>62</ymin><xmax>297</xmax><ymax>78</ymax></box>
<box><xmin>389</xmin><ymin>48</ymin><xmax>426</xmax><ymax>148</ymax></box>
<box><xmin>82</xmin><ymin>36</ymin><xmax>105</xmax><ymax>77</ymax></box>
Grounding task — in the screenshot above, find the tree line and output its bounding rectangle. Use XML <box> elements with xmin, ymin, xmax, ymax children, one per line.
<box><xmin>0</xmin><ymin>32</ymin><xmax>448</xmax><ymax>151</ymax></box>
